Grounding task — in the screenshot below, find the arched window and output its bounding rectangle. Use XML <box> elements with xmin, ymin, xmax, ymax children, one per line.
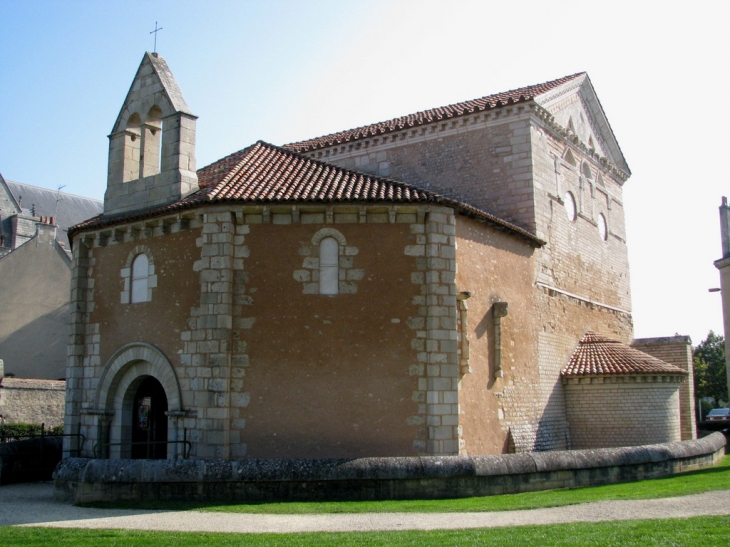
<box><xmin>123</xmin><ymin>113</ymin><xmax>142</xmax><ymax>182</ymax></box>
<box><xmin>141</xmin><ymin>106</ymin><xmax>163</xmax><ymax>178</ymax></box>
<box><xmin>598</xmin><ymin>213</ymin><xmax>608</xmax><ymax>241</ymax></box>
<box><xmin>564</xmin><ymin>191</ymin><xmax>577</xmax><ymax>222</ymax></box>
<box><xmin>131</xmin><ymin>253</ymin><xmax>150</xmax><ymax>303</ymax></box>
<box><xmin>319</xmin><ymin>237</ymin><xmax>339</xmax><ymax>295</ymax></box>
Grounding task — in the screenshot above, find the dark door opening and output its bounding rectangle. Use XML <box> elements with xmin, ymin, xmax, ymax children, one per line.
<box><xmin>131</xmin><ymin>376</ymin><xmax>168</xmax><ymax>459</ymax></box>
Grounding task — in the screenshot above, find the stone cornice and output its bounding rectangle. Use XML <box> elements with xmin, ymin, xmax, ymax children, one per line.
<box><xmin>562</xmin><ymin>374</ymin><xmax>686</xmax><ymax>385</ymax></box>
<box><xmin>73</xmin><ymin>202</ymin><xmax>543</xmax><ymax>251</ymax></box>
<box><xmin>74</xmin><ymin>204</ymin><xmax>449</xmax><ymax>250</ymax></box>
<box><xmin>302</xmin><ymin>100</ymin><xmax>630</xmax><ymax>186</ymax></box>
<box><xmin>303</xmin><ymin>103</ymin><xmax>534</xmax><ymax>161</ymax></box>
<box><xmin>714</xmin><ymin>256</ymin><xmax>730</xmax><ymax>270</ymax></box>
<box><xmin>533</xmin><ymin>76</ymin><xmax>586</xmax><ymax>107</ymax></box>
<box><xmin>536</xmin><ymin>282</ymin><xmax>631</xmax><ymax>316</ymax></box>
<box><xmin>531</xmin><ymin>105</ymin><xmax>630</xmax><ymax>183</ymax></box>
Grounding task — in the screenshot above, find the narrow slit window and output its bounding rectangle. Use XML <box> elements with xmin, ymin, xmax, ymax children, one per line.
<box><xmin>131</xmin><ymin>254</ymin><xmax>149</xmax><ymax>303</ymax></box>
<box><xmin>319</xmin><ymin>237</ymin><xmax>339</xmax><ymax>295</ymax></box>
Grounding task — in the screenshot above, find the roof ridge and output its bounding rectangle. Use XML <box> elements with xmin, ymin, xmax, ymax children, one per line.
<box><xmin>284</xmin><ymin>73</ymin><xmax>586</xmax><ymax>153</ymax></box>
<box><xmin>207</xmin><ymin>141</ymin><xmax>266</xmax><ymax>199</ymax></box>
<box><xmin>5</xmin><ymin>180</ymin><xmax>103</xmax><ymax>202</ymax></box>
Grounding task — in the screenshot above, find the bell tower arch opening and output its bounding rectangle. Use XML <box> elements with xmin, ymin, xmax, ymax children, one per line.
<box><xmin>104</xmin><ymin>52</ymin><xmax>198</xmax><ymax>215</ymax></box>
<box><xmin>141</xmin><ymin>105</ymin><xmax>163</xmax><ymax>178</ymax></box>
<box><xmin>122</xmin><ymin>113</ymin><xmax>142</xmax><ymax>183</ymax></box>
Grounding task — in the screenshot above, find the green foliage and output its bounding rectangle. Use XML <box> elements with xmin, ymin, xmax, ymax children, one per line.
<box><xmin>0</xmin><ymin>422</ymin><xmax>63</xmax><ymax>442</ymax></box>
<box><xmin>693</xmin><ymin>330</ymin><xmax>728</xmax><ymax>408</ymax></box>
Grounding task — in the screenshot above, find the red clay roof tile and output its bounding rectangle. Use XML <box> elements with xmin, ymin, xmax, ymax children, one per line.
<box><xmin>561</xmin><ymin>332</ymin><xmax>687</xmax><ymax>377</ymax></box>
<box><xmin>71</xmin><ymin>141</ymin><xmax>544</xmax><ymax>246</ymax></box>
<box><xmin>284</xmin><ymin>73</ymin><xmax>586</xmax><ymax>153</ymax></box>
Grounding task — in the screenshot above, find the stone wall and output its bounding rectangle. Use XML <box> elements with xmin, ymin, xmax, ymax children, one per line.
<box><xmin>303</xmin><ymin>104</ymin><xmax>632</xmax><ymax>318</ymax></box>
<box><xmin>302</xmin><ymin>103</ymin><xmax>635</xmax><ymax>456</ymax></box>
<box><xmin>105</xmin><ymin>53</ymin><xmax>197</xmax><ymax>215</ymax></box>
<box><xmin>563</xmin><ymin>375</ymin><xmax>684</xmax><ymax>449</ymax></box>
<box><xmin>0</xmin><ymin>377</ymin><xmax>65</xmax><ymax>425</ymax></box>
<box><xmin>307</xmin><ymin>109</ymin><xmax>538</xmax><ymax>233</ymax></box>
<box><xmin>531</xmin><ymin>123</ymin><xmax>631</xmax><ymax>314</ymax></box>
<box><xmin>631</xmin><ymin>336</ymin><xmax>696</xmax><ymax>441</ymax></box>
<box><xmin>54</xmin><ymin>432</ymin><xmax>726</xmax><ymax>504</ymax></box>
<box><xmin>66</xmin><ymin>203</ymin><xmax>465</xmax><ymax>459</ymax></box>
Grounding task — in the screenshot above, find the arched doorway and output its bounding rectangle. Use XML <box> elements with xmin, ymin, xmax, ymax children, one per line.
<box><xmin>130</xmin><ymin>376</ymin><xmax>168</xmax><ymax>459</ymax></box>
<box><xmin>94</xmin><ymin>343</ymin><xmax>184</xmax><ymax>460</ymax></box>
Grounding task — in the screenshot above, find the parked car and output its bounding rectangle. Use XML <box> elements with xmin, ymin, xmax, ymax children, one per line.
<box><xmin>706</xmin><ymin>408</ymin><xmax>730</xmax><ymax>421</ymax></box>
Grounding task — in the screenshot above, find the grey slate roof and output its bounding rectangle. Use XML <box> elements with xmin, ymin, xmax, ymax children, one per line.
<box><xmin>4</xmin><ymin>181</ymin><xmax>103</xmax><ymax>247</ymax></box>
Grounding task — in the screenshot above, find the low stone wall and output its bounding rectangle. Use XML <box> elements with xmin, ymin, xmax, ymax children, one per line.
<box><xmin>54</xmin><ymin>432</ymin><xmax>726</xmax><ymax>504</ymax></box>
<box><xmin>0</xmin><ymin>378</ymin><xmax>65</xmax><ymax>426</ymax></box>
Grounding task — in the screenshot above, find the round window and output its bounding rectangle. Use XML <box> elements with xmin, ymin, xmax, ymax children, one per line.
<box><xmin>564</xmin><ymin>192</ymin><xmax>576</xmax><ymax>221</ymax></box>
<box><xmin>598</xmin><ymin>213</ymin><xmax>608</xmax><ymax>241</ymax></box>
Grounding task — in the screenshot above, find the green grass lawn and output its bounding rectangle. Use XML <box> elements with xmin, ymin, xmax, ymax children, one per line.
<box><xmin>82</xmin><ymin>455</ymin><xmax>730</xmax><ymax>514</ymax></box>
<box><xmin>5</xmin><ymin>457</ymin><xmax>730</xmax><ymax>545</ymax></box>
<box><xmin>3</xmin><ymin>516</ymin><xmax>730</xmax><ymax>546</ymax></box>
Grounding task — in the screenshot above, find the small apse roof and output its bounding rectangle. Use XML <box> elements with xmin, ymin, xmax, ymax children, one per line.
<box><xmin>561</xmin><ymin>332</ymin><xmax>687</xmax><ymax>377</ymax></box>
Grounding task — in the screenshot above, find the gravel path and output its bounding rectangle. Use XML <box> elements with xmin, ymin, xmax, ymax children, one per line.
<box><xmin>1</xmin><ymin>482</ymin><xmax>729</xmax><ymax>534</ymax></box>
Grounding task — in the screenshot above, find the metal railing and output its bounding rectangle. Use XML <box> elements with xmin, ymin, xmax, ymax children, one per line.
<box><xmin>93</xmin><ymin>428</ymin><xmax>191</xmax><ymax>460</ymax></box>
<box><xmin>0</xmin><ymin>423</ymin><xmax>86</xmax><ymax>457</ymax></box>
<box><xmin>0</xmin><ymin>424</ymin><xmax>86</xmax><ymax>482</ymax></box>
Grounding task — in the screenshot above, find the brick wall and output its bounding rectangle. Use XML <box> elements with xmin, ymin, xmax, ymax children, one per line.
<box><xmin>631</xmin><ymin>336</ymin><xmax>696</xmax><ymax>440</ymax></box>
<box><xmin>67</xmin><ymin>203</ymin><xmax>464</xmax><ymax>459</ymax></box>
<box><xmin>563</xmin><ymin>376</ymin><xmax>683</xmax><ymax>449</ymax></box>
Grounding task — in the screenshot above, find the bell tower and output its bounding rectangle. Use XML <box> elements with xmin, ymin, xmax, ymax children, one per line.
<box><xmin>105</xmin><ymin>52</ymin><xmax>198</xmax><ymax>215</ymax></box>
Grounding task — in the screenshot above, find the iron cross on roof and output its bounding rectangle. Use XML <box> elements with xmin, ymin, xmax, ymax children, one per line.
<box><xmin>150</xmin><ymin>22</ymin><xmax>163</xmax><ymax>53</ymax></box>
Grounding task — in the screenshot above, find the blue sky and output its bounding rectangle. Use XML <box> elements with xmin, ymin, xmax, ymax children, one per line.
<box><xmin>1</xmin><ymin>0</ymin><xmax>729</xmax><ymax>344</ymax></box>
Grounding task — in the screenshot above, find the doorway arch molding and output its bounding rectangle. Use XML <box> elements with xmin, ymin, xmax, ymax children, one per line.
<box><xmin>95</xmin><ymin>342</ymin><xmax>182</xmax><ymax>413</ymax></box>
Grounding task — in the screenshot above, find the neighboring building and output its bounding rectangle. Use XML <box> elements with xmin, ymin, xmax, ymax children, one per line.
<box><xmin>715</xmin><ymin>197</ymin><xmax>730</xmax><ymax>401</ymax></box>
<box><xmin>63</xmin><ymin>53</ymin><xmax>692</xmax><ymax>460</ymax></box>
<box><xmin>0</xmin><ymin>176</ymin><xmax>103</xmax><ymax>379</ymax></box>
<box><xmin>0</xmin><ymin>174</ymin><xmax>103</xmax><ymax>255</ymax></box>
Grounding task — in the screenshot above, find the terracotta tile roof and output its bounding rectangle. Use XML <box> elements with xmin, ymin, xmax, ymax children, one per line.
<box><xmin>561</xmin><ymin>332</ymin><xmax>687</xmax><ymax>377</ymax></box>
<box><xmin>199</xmin><ymin>141</ymin><xmax>432</xmax><ymax>202</ymax></box>
<box><xmin>70</xmin><ymin>141</ymin><xmax>544</xmax><ymax>246</ymax></box>
<box><xmin>284</xmin><ymin>73</ymin><xmax>586</xmax><ymax>153</ymax></box>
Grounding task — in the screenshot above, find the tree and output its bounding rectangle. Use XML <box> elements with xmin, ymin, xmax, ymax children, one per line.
<box><xmin>693</xmin><ymin>331</ymin><xmax>728</xmax><ymax>408</ymax></box>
